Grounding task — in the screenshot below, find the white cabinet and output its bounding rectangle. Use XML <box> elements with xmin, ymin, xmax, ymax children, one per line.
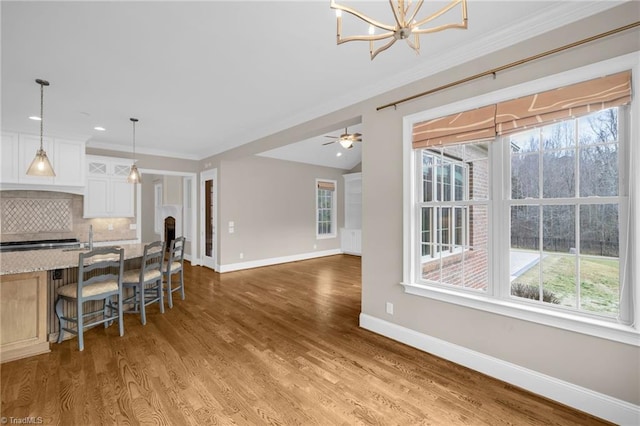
<box><xmin>0</xmin><ymin>131</ymin><xmax>85</xmax><ymax>187</ymax></box>
<box><xmin>84</xmin><ymin>155</ymin><xmax>135</xmax><ymax>218</ymax></box>
<box><xmin>341</xmin><ymin>172</ymin><xmax>362</xmax><ymax>255</ymax></box>
<box><xmin>1</xmin><ymin>132</ymin><xmax>20</xmax><ymax>183</ymax></box>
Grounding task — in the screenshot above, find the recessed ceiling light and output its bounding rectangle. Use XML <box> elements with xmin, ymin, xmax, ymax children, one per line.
<box><xmin>336</xmin><ymin>152</ymin><xmax>343</xmax><ymax>157</ymax></box>
<box><xmin>29</xmin><ymin>116</ymin><xmax>41</xmax><ymax>121</ymax></box>
<box><xmin>94</xmin><ymin>126</ymin><xmax>106</xmax><ymax>131</ymax></box>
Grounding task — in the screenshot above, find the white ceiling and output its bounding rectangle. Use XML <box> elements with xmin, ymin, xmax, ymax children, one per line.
<box><xmin>1</xmin><ymin>1</ymin><xmax>620</xmax><ymax>167</ymax></box>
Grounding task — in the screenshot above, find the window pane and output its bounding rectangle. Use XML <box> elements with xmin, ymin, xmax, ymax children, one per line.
<box><xmin>511</xmin><ymin>153</ymin><xmax>539</xmax><ymax>199</ymax></box>
<box><xmin>454</xmin><ymin>165</ymin><xmax>464</xmax><ymax>201</ymax></box>
<box><xmin>580</xmin><ymin>204</ymin><xmax>619</xmax><ymax>257</ymax></box>
<box><xmin>579</xmin><ymin>257</ymin><xmax>619</xmax><ymax>316</ymax></box>
<box><xmin>579</xmin><ymin>144</ymin><xmax>618</xmax><ymax>197</ymax></box>
<box><xmin>510</xmin><ymin>130</ymin><xmax>539</xmax><ymax>153</ymax></box>
<box><xmin>436</xmin><ymin>157</ymin><xmax>443</xmax><ymax>201</ymax></box>
<box><xmin>421</xmin><ymin>207</ymin><xmax>432</xmax><ymax>257</ymax></box>
<box><xmin>511</xmin><ymin>205</ymin><xmax>539</xmax><ymax>251</ymax></box>
<box><xmin>454</xmin><ymin>207</ymin><xmax>464</xmax><ymax>246</ymax></box>
<box><xmin>543</xmin><ymin>205</ymin><xmax>575</xmax><ymax>253</ymax></box>
<box><xmin>543</xmin><ymin>149</ymin><xmax>575</xmax><ymax>198</ymax></box>
<box><xmin>423</xmin><ymin>154</ymin><xmax>434</xmax><ymax>202</ymax></box>
<box><xmin>578</xmin><ymin>108</ymin><xmax>618</xmax><ymax>146</ymax></box>
<box><xmin>440</xmin><ymin>207</ymin><xmax>450</xmax><ymax>249</ymax></box>
<box><xmin>542</xmin><ymin>121</ymin><xmax>575</xmax><ymax>150</ymax></box>
<box><xmin>464</xmin><ymin>247</ymin><xmax>488</xmax><ymax>291</ymax></box>
<box><xmin>541</xmin><ymin>255</ymin><xmax>576</xmax><ymax>309</ymax></box>
<box><xmin>510</xmin><ymin>259</ymin><xmax>541</xmax><ymax>302</ymax></box>
<box><xmin>443</xmin><ymin>163</ymin><xmax>452</xmax><ymax>201</ymax></box>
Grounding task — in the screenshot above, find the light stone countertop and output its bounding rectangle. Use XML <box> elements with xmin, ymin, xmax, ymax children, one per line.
<box><xmin>0</xmin><ymin>244</ymin><xmax>147</xmax><ymax>276</ymax></box>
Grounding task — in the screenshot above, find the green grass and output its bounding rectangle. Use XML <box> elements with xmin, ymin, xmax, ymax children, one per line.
<box><xmin>512</xmin><ymin>255</ymin><xmax>619</xmax><ymax>315</ymax></box>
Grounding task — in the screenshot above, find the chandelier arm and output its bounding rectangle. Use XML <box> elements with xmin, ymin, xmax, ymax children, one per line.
<box><xmin>370</xmin><ymin>37</ymin><xmax>398</xmax><ymax>60</ymax></box>
<box><xmin>331</xmin><ymin>1</ymin><xmax>397</xmax><ymax>32</ymax></box>
<box><xmin>405</xmin><ymin>37</ymin><xmax>420</xmax><ymax>55</ymax></box>
<box><xmin>413</xmin><ymin>21</ymin><xmax>468</xmax><ymax>35</ymax></box>
<box><xmin>405</xmin><ymin>0</ymin><xmax>424</xmax><ymax>26</ymax></box>
<box><xmin>389</xmin><ymin>0</ymin><xmax>405</xmax><ymax>28</ymax></box>
<box><xmin>338</xmin><ymin>32</ymin><xmax>395</xmax><ymax>45</ymax></box>
<box><xmin>413</xmin><ymin>0</ymin><xmax>466</xmax><ymax>29</ymax></box>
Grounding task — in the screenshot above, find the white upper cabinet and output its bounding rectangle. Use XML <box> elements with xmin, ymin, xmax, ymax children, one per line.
<box><xmin>84</xmin><ymin>155</ymin><xmax>135</xmax><ymax>218</ymax></box>
<box><xmin>0</xmin><ymin>132</ymin><xmax>20</xmax><ymax>183</ymax></box>
<box><xmin>0</xmin><ymin>131</ymin><xmax>86</xmax><ymax>188</ymax></box>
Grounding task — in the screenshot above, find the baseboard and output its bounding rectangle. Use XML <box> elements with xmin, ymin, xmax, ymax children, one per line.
<box><xmin>359</xmin><ymin>313</ymin><xmax>640</xmax><ymax>425</ymax></box>
<box><xmin>218</xmin><ymin>249</ymin><xmax>343</xmax><ymax>273</ymax></box>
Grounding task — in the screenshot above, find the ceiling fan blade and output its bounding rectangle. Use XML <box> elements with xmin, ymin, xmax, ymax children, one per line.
<box><xmin>352</xmin><ymin>133</ymin><xmax>362</xmax><ymax>137</ymax></box>
<box><xmin>324</xmin><ymin>135</ymin><xmax>339</xmax><ymax>139</ymax></box>
<box><xmin>322</xmin><ymin>141</ymin><xmax>336</xmax><ymax>146</ymax></box>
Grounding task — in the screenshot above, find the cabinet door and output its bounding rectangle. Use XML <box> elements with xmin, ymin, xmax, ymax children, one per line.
<box><xmin>111</xmin><ymin>179</ymin><xmax>134</xmax><ymax>217</ymax></box>
<box><xmin>0</xmin><ymin>132</ymin><xmax>20</xmax><ymax>183</ymax></box>
<box><xmin>54</xmin><ymin>139</ymin><xmax>85</xmax><ymax>186</ymax></box>
<box><xmin>18</xmin><ymin>134</ymin><xmax>55</xmax><ymax>185</ymax></box>
<box><xmin>84</xmin><ymin>177</ymin><xmax>109</xmax><ymax>218</ymax></box>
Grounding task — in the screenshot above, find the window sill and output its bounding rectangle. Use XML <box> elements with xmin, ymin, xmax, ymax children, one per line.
<box><xmin>400</xmin><ymin>281</ymin><xmax>640</xmax><ymax>346</ymax></box>
<box><xmin>316</xmin><ymin>234</ymin><xmax>336</xmax><ymax>240</ymax></box>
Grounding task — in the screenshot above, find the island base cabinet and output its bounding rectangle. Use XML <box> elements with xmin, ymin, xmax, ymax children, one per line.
<box><xmin>0</xmin><ymin>272</ymin><xmax>50</xmax><ymax>363</ymax></box>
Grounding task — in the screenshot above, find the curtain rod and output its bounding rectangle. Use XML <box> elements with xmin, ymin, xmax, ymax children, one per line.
<box><xmin>377</xmin><ymin>21</ymin><xmax>640</xmax><ymax>112</ymax></box>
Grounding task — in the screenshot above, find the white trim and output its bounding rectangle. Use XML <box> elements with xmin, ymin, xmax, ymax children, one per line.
<box><xmin>402</xmin><ymin>53</ymin><xmax>640</xmax><ymax>345</ymax></box>
<box><xmin>86</xmin><ymin>141</ymin><xmax>201</xmax><ymax>161</ymax></box>
<box><xmin>218</xmin><ymin>249</ymin><xmax>342</xmax><ymax>273</ymax></box>
<box><xmin>359</xmin><ymin>313</ymin><xmax>640</xmax><ymax>426</ymax></box>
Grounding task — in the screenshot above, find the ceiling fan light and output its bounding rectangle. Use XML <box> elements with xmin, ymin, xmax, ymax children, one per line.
<box><xmin>339</xmin><ymin>139</ymin><xmax>353</xmax><ymax>149</ymax></box>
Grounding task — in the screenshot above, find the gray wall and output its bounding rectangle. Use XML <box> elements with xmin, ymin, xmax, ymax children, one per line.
<box><xmin>217</xmin><ymin>155</ymin><xmax>344</xmax><ymax>266</ymax></box>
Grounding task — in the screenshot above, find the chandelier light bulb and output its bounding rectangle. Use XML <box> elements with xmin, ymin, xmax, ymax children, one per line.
<box><xmin>368</xmin><ymin>25</ymin><xmax>375</xmax><ymax>35</ymax></box>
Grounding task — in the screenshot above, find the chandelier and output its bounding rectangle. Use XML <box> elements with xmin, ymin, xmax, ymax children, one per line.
<box><xmin>127</xmin><ymin>118</ymin><xmax>142</xmax><ymax>184</ymax></box>
<box><xmin>331</xmin><ymin>0</ymin><xmax>468</xmax><ymax>60</ymax></box>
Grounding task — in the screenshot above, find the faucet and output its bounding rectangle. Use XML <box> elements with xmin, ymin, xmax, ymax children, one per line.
<box><xmin>88</xmin><ymin>224</ymin><xmax>94</xmax><ymax>250</ymax></box>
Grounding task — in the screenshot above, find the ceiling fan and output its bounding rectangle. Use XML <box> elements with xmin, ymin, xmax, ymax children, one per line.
<box><xmin>322</xmin><ymin>128</ymin><xmax>362</xmax><ymax>149</ymax></box>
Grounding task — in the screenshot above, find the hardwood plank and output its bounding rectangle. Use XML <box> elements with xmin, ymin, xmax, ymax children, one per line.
<box><xmin>0</xmin><ymin>255</ymin><xmax>613</xmax><ymax>425</ymax></box>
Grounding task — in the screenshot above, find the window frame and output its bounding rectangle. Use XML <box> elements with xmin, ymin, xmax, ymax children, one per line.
<box><xmin>316</xmin><ymin>179</ymin><xmax>337</xmax><ymax>239</ymax></box>
<box><xmin>401</xmin><ymin>53</ymin><xmax>639</xmax><ymax>346</ymax></box>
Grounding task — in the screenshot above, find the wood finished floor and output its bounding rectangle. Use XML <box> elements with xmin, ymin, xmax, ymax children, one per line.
<box><xmin>1</xmin><ymin>255</ymin><xmax>612</xmax><ymax>425</ymax></box>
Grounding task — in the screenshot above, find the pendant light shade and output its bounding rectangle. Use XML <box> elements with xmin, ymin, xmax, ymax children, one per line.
<box><xmin>127</xmin><ymin>118</ymin><xmax>142</xmax><ymax>184</ymax></box>
<box><xmin>27</xmin><ymin>79</ymin><xmax>56</xmax><ymax>177</ymax></box>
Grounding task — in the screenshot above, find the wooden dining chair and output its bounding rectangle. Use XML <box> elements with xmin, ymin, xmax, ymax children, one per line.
<box><xmin>163</xmin><ymin>236</ymin><xmax>185</xmax><ymax>308</ymax></box>
<box><xmin>55</xmin><ymin>247</ymin><xmax>125</xmax><ymax>351</ymax></box>
<box><xmin>122</xmin><ymin>241</ymin><xmax>165</xmax><ymax>325</ymax></box>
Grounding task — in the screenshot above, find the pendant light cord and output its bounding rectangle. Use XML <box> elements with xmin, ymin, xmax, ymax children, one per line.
<box><xmin>39</xmin><ymin>82</ymin><xmax>44</xmax><ymax>150</ymax></box>
<box><xmin>132</xmin><ymin>119</ymin><xmax>136</xmax><ymax>162</ymax></box>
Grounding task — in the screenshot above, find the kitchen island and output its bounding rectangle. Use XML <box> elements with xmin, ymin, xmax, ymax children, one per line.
<box><xmin>0</xmin><ymin>243</ymin><xmax>146</xmax><ymax>363</ymax></box>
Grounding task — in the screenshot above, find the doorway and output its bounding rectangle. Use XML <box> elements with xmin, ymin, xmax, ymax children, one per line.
<box><xmin>200</xmin><ymin>168</ymin><xmax>217</xmax><ymax>270</ymax></box>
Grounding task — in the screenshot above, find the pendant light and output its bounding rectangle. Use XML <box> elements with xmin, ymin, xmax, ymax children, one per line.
<box><xmin>26</xmin><ymin>79</ymin><xmax>56</xmax><ymax>176</ymax></box>
<box><xmin>127</xmin><ymin>118</ymin><xmax>142</xmax><ymax>183</ymax></box>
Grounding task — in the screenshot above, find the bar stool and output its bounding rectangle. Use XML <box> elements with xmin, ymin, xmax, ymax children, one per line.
<box><xmin>163</xmin><ymin>236</ymin><xmax>185</xmax><ymax>308</ymax></box>
<box><xmin>122</xmin><ymin>241</ymin><xmax>165</xmax><ymax>325</ymax></box>
<box><xmin>55</xmin><ymin>247</ymin><xmax>125</xmax><ymax>351</ymax></box>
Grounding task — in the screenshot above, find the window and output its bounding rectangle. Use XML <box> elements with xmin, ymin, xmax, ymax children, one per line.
<box><xmin>403</xmin><ymin>57</ymin><xmax>637</xmax><ymax>344</ymax></box>
<box><xmin>316</xmin><ymin>179</ymin><xmax>337</xmax><ymax>238</ymax></box>
<box><xmin>508</xmin><ymin>109</ymin><xmax>625</xmax><ymax>317</ymax></box>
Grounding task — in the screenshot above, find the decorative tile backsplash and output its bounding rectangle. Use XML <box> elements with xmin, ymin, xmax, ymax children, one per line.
<box><xmin>0</xmin><ymin>190</ymin><xmax>136</xmax><ymax>243</ymax></box>
<box><xmin>1</xmin><ymin>198</ymin><xmax>73</xmax><ymax>234</ymax></box>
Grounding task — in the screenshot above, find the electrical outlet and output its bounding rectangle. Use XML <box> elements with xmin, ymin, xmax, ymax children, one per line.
<box><xmin>313</xmin><ymin>244</ymin><xmax>317</xmax><ymax>249</ymax></box>
<box><xmin>108</xmin><ymin>223</ymin><xmax>114</xmax><ymax>231</ymax></box>
<box><xmin>129</xmin><ymin>223</ymin><xmax>137</xmax><ymax>230</ymax></box>
<box><xmin>239</xmin><ymin>252</ymin><xmax>244</xmax><ymax>259</ymax></box>
<box><xmin>386</xmin><ymin>302</ymin><xmax>394</xmax><ymax>315</ymax></box>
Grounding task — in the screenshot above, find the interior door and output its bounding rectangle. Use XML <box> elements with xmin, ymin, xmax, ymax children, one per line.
<box><xmin>201</xmin><ymin>169</ymin><xmax>216</xmax><ymax>270</ymax></box>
